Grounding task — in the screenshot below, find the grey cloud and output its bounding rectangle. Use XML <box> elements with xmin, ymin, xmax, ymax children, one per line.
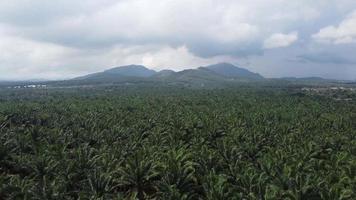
<box><xmin>1</xmin><ymin>0</ymin><xmax>337</xmax><ymax>55</ymax></box>
<box><xmin>0</xmin><ymin>0</ymin><xmax>117</xmax><ymax>26</ymax></box>
<box><xmin>297</xmin><ymin>53</ymin><xmax>356</xmax><ymax>65</ymax></box>
<box><xmin>0</xmin><ymin>0</ymin><xmax>356</xmax><ymax>80</ymax></box>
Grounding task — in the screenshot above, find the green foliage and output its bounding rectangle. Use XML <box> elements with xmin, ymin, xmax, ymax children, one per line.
<box><xmin>0</xmin><ymin>86</ymin><xmax>355</xmax><ymax>199</ymax></box>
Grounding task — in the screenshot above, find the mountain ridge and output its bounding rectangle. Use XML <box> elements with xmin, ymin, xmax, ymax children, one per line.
<box><xmin>74</xmin><ymin>64</ymin><xmax>157</xmax><ymax>81</ymax></box>
<box><xmin>201</xmin><ymin>63</ymin><xmax>263</xmax><ymax>79</ymax></box>
<box><xmin>73</xmin><ymin>63</ymin><xmax>263</xmax><ymax>83</ymax></box>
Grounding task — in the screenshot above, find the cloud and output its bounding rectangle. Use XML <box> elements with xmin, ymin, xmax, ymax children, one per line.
<box><xmin>18</xmin><ymin>0</ymin><xmax>263</xmax><ymax>57</ymax></box>
<box><xmin>1</xmin><ymin>0</ymin><xmax>356</xmax><ymax>80</ymax></box>
<box><xmin>313</xmin><ymin>10</ymin><xmax>356</xmax><ymax>44</ymax></box>
<box><xmin>0</xmin><ymin>32</ymin><xmax>78</xmax><ymax>80</ymax></box>
<box><xmin>296</xmin><ymin>53</ymin><xmax>356</xmax><ymax>65</ymax></box>
<box><xmin>263</xmin><ymin>32</ymin><xmax>298</xmax><ymax>49</ymax></box>
<box><xmin>0</xmin><ymin>36</ymin><xmax>240</xmax><ymax>80</ymax></box>
<box><xmin>1</xmin><ymin>0</ymin><xmax>336</xmax><ymax>55</ymax></box>
<box><xmin>0</xmin><ymin>0</ymin><xmax>117</xmax><ymax>26</ymax></box>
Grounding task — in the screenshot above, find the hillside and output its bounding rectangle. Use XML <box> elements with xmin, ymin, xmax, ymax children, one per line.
<box><xmin>151</xmin><ymin>69</ymin><xmax>175</xmax><ymax>78</ymax></box>
<box><xmin>73</xmin><ymin>63</ymin><xmax>263</xmax><ymax>86</ymax></box>
<box><xmin>202</xmin><ymin>63</ymin><xmax>263</xmax><ymax>79</ymax></box>
<box><xmin>74</xmin><ymin>65</ymin><xmax>157</xmax><ymax>81</ymax></box>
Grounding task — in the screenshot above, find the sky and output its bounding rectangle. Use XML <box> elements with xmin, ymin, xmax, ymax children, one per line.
<box><xmin>0</xmin><ymin>0</ymin><xmax>356</xmax><ymax>80</ymax></box>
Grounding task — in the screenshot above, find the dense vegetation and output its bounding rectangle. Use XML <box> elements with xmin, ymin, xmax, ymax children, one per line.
<box><xmin>0</xmin><ymin>86</ymin><xmax>355</xmax><ymax>199</ymax></box>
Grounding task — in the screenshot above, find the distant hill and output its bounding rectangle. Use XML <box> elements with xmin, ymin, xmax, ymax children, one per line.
<box><xmin>151</xmin><ymin>68</ymin><xmax>230</xmax><ymax>88</ymax></box>
<box><xmin>104</xmin><ymin>65</ymin><xmax>156</xmax><ymax>77</ymax></box>
<box><xmin>151</xmin><ymin>69</ymin><xmax>175</xmax><ymax>78</ymax></box>
<box><xmin>2</xmin><ymin>63</ymin><xmax>352</xmax><ymax>89</ymax></box>
<box><xmin>166</xmin><ymin>68</ymin><xmax>225</xmax><ymax>81</ymax></box>
<box><xmin>74</xmin><ymin>65</ymin><xmax>157</xmax><ymax>81</ymax></box>
<box><xmin>202</xmin><ymin>63</ymin><xmax>264</xmax><ymax>79</ymax></box>
<box><xmin>69</xmin><ymin>63</ymin><xmax>266</xmax><ymax>87</ymax></box>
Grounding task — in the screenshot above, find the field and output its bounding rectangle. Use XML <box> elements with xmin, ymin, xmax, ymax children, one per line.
<box><xmin>0</xmin><ymin>85</ymin><xmax>355</xmax><ymax>199</ymax></box>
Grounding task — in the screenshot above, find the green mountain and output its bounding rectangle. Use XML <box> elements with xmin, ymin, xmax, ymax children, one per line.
<box><xmin>163</xmin><ymin>68</ymin><xmax>224</xmax><ymax>81</ymax></box>
<box><xmin>74</xmin><ymin>65</ymin><xmax>157</xmax><ymax>81</ymax></box>
<box><xmin>202</xmin><ymin>63</ymin><xmax>263</xmax><ymax>79</ymax></box>
<box><xmin>151</xmin><ymin>69</ymin><xmax>175</xmax><ymax>78</ymax></box>
<box><xmin>153</xmin><ymin>67</ymin><xmax>239</xmax><ymax>88</ymax></box>
<box><xmin>71</xmin><ymin>63</ymin><xmax>264</xmax><ymax>87</ymax></box>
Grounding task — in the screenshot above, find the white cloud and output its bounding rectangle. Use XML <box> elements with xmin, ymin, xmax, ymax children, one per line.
<box><xmin>1</xmin><ymin>0</ymin><xmax>356</xmax><ymax>79</ymax></box>
<box><xmin>0</xmin><ymin>32</ymin><xmax>240</xmax><ymax>79</ymax></box>
<box><xmin>5</xmin><ymin>0</ymin><xmax>335</xmax><ymax>50</ymax></box>
<box><xmin>38</xmin><ymin>0</ymin><xmax>261</xmax><ymax>46</ymax></box>
<box><xmin>263</xmin><ymin>32</ymin><xmax>298</xmax><ymax>49</ymax></box>
<box><xmin>313</xmin><ymin>10</ymin><xmax>356</xmax><ymax>44</ymax></box>
<box><xmin>0</xmin><ymin>32</ymin><xmax>78</xmax><ymax>80</ymax></box>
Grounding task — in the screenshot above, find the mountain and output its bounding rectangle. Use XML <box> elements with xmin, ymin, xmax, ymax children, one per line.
<box><xmin>72</xmin><ymin>63</ymin><xmax>264</xmax><ymax>86</ymax></box>
<box><xmin>151</xmin><ymin>69</ymin><xmax>175</xmax><ymax>78</ymax></box>
<box><xmin>74</xmin><ymin>65</ymin><xmax>157</xmax><ymax>81</ymax></box>
<box><xmin>104</xmin><ymin>65</ymin><xmax>156</xmax><ymax>77</ymax></box>
<box><xmin>202</xmin><ymin>63</ymin><xmax>264</xmax><ymax>79</ymax></box>
<box><xmin>171</xmin><ymin>68</ymin><xmax>224</xmax><ymax>81</ymax></box>
<box><xmin>167</xmin><ymin>68</ymin><xmax>225</xmax><ymax>82</ymax></box>
<box><xmin>154</xmin><ymin>68</ymin><xmax>235</xmax><ymax>88</ymax></box>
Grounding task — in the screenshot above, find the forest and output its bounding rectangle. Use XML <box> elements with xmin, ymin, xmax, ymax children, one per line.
<box><xmin>0</xmin><ymin>85</ymin><xmax>355</xmax><ymax>199</ymax></box>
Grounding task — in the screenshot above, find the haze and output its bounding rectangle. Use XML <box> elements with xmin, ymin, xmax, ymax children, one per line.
<box><xmin>0</xmin><ymin>0</ymin><xmax>356</xmax><ymax>80</ymax></box>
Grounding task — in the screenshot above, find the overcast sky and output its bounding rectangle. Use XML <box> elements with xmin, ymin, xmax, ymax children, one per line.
<box><xmin>0</xmin><ymin>0</ymin><xmax>356</xmax><ymax>80</ymax></box>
